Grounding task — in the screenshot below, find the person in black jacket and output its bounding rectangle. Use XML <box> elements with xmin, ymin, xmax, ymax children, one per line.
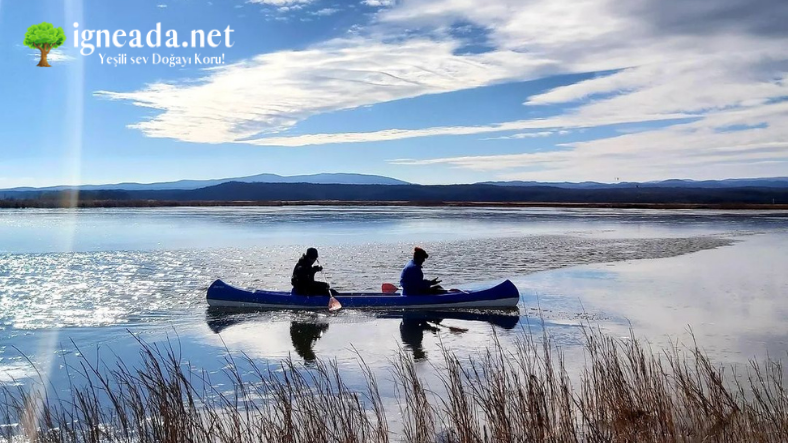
<box><xmin>291</xmin><ymin>248</ymin><xmax>337</xmax><ymax>296</ymax></box>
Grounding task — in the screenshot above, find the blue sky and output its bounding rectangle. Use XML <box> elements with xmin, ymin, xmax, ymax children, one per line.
<box><xmin>1</xmin><ymin>0</ymin><xmax>787</xmax><ymax>187</ymax></box>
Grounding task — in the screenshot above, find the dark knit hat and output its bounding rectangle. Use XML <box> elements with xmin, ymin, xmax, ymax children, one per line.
<box><xmin>414</xmin><ymin>247</ymin><xmax>428</xmax><ymax>259</ymax></box>
<box><xmin>306</xmin><ymin>247</ymin><xmax>318</xmax><ymax>259</ymax></box>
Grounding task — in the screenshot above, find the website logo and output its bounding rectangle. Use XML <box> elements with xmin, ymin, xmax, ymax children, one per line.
<box><xmin>72</xmin><ymin>23</ymin><xmax>234</xmax><ymax>68</ymax></box>
<box><xmin>24</xmin><ymin>22</ymin><xmax>66</xmax><ymax>67</ymax></box>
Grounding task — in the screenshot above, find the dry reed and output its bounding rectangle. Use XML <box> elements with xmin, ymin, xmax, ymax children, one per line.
<box><xmin>2</xmin><ymin>326</ymin><xmax>787</xmax><ymax>442</ymax></box>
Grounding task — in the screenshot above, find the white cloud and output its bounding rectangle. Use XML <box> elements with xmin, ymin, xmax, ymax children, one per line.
<box><xmin>243</xmin><ymin>112</ymin><xmax>688</xmax><ymax>146</ymax></box>
<box><xmin>484</xmin><ymin>131</ymin><xmax>559</xmax><ymax>140</ymax></box>
<box><xmin>247</xmin><ymin>0</ymin><xmax>313</xmax><ymax>5</ymax></box>
<box><xmin>374</xmin><ymin>0</ymin><xmax>788</xmax><ymax>180</ymax></box>
<box><xmin>311</xmin><ymin>8</ymin><xmax>339</xmax><ymax>16</ymax></box>
<box><xmin>389</xmin><ymin>102</ymin><xmax>788</xmax><ymax>181</ymax></box>
<box><xmin>96</xmin><ymin>38</ymin><xmax>550</xmax><ymax>144</ymax></box>
<box><xmin>277</xmin><ymin>5</ymin><xmax>305</xmax><ymax>12</ymax></box>
<box><xmin>98</xmin><ymin>0</ymin><xmax>788</xmax><ymax>180</ymax></box>
<box><xmin>29</xmin><ymin>50</ymin><xmax>76</xmax><ymax>63</ymax></box>
<box><xmin>363</xmin><ymin>0</ymin><xmax>396</xmax><ymax>6</ymax></box>
<box><xmin>157</xmin><ymin>4</ymin><xmax>167</xmax><ymax>8</ymax></box>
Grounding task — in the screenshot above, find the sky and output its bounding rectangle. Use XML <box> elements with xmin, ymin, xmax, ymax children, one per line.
<box><xmin>1</xmin><ymin>0</ymin><xmax>787</xmax><ymax>187</ymax></box>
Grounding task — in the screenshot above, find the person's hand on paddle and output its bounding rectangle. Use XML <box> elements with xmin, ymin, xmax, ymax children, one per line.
<box><xmin>430</xmin><ymin>278</ymin><xmax>442</xmax><ymax>286</ymax></box>
<box><xmin>315</xmin><ymin>259</ymin><xmax>341</xmax><ymax>312</ymax></box>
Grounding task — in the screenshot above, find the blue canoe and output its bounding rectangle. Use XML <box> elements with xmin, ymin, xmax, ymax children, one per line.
<box><xmin>206</xmin><ymin>279</ymin><xmax>520</xmax><ymax>310</ymax></box>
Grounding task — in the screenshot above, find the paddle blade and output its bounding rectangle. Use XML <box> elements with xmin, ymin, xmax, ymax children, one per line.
<box><xmin>426</xmin><ymin>320</ymin><xmax>468</xmax><ymax>334</ymax></box>
<box><xmin>381</xmin><ymin>283</ymin><xmax>398</xmax><ymax>294</ymax></box>
<box><xmin>328</xmin><ymin>295</ymin><xmax>342</xmax><ymax>312</ymax></box>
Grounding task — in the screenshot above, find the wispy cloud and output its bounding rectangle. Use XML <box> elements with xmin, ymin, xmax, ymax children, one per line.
<box><xmin>242</xmin><ymin>112</ymin><xmax>688</xmax><ymax>147</ymax></box>
<box><xmin>363</xmin><ymin>0</ymin><xmax>396</xmax><ymax>6</ymax></box>
<box><xmin>277</xmin><ymin>4</ymin><xmax>306</xmax><ymax>12</ymax></box>
<box><xmin>96</xmin><ymin>38</ymin><xmax>550</xmax><ymax>144</ymax></box>
<box><xmin>390</xmin><ymin>102</ymin><xmax>788</xmax><ymax>181</ymax></box>
<box><xmin>483</xmin><ymin>130</ymin><xmax>570</xmax><ymax>140</ymax></box>
<box><xmin>247</xmin><ymin>0</ymin><xmax>313</xmax><ymax>5</ymax></box>
<box><xmin>98</xmin><ymin>0</ymin><xmax>788</xmax><ymax>180</ymax></box>
<box><xmin>29</xmin><ymin>50</ymin><xmax>76</xmax><ymax>63</ymax></box>
<box><xmin>311</xmin><ymin>7</ymin><xmax>339</xmax><ymax>16</ymax></box>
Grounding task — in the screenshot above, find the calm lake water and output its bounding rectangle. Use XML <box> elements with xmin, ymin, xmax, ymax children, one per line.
<box><xmin>1</xmin><ymin>206</ymin><xmax>787</xmax><ymax>410</ymax></box>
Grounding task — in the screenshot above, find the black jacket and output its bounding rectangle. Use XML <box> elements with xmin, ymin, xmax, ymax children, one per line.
<box><xmin>291</xmin><ymin>257</ymin><xmax>320</xmax><ymax>288</ymax></box>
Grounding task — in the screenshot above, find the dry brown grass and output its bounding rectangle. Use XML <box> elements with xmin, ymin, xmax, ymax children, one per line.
<box><xmin>2</xmin><ymin>327</ymin><xmax>788</xmax><ymax>442</ymax></box>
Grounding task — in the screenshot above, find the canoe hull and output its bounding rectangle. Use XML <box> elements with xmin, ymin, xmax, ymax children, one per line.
<box><xmin>206</xmin><ymin>279</ymin><xmax>520</xmax><ymax>310</ymax></box>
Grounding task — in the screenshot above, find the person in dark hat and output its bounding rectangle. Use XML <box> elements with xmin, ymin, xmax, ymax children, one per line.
<box><xmin>291</xmin><ymin>248</ymin><xmax>337</xmax><ymax>296</ymax></box>
<box><xmin>399</xmin><ymin>247</ymin><xmax>446</xmax><ymax>295</ymax></box>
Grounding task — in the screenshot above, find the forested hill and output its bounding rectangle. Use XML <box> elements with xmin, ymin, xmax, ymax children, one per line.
<box><xmin>3</xmin><ymin>182</ymin><xmax>788</xmax><ymax>206</ymax></box>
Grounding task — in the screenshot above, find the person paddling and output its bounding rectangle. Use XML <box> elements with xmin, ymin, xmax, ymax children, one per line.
<box><xmin>399</xmin><ymin>247</ymin><xmax>447</xmax><ymax>295</ymax></box>
<box><xmin>291</xmin><ymin>248</ymin><xmax>338</xmax><ymax>296</ymax></box>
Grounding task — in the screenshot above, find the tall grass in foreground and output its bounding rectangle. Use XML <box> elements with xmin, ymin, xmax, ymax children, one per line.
<box><xmin>2</xmin><ymin>328</ymin><xmax>788</xmax><ymax>442</ymax></box>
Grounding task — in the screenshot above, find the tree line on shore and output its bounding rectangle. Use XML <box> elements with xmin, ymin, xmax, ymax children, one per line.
<box><xmin>1</xmin><ymin>182</ymin><xmax>787</xmax><ymax>208</ymax></box>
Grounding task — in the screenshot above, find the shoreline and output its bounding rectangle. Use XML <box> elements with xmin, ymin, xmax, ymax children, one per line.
<box><xmin>3</xmin><ymin>199</ymin><xmax>788</xmax><ymax>211</ymax></box>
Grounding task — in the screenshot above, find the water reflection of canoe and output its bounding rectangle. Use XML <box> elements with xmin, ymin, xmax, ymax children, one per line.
<box><xmin>204</xmin><ymin>307</ymin><xmax>521</xmax><ymax>335</ymax></box>
<box><xmin>379</xmin><ymin>309</ymin><xmax>520</xmax><ymax>330</ymax></box>
<box><xmin>206</xmin><ymin>279</ymin><xmax>520</xmax><ymax>309</ymax></box>
<box><xmin>205</xmin><ymin>307</ymin><xmax>521</xmax><ymax>362</ymax></box>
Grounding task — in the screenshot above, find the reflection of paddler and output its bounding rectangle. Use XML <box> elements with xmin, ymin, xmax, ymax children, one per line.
<box><xmin>290</xmin><ymin>321</ymin><xmax>329</xmax><ymax>363</ymax></box>
<box><xmin>399</xmin><ymin>318</ymin><xmax>440</xmax><ymax>361</ymax></box>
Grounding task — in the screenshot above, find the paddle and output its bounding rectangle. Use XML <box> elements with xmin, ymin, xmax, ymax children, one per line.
<box><xmin>382</xmin><ymin>283</ymin><xmax>399</xmax><ymax>293</ymax></box>
<box><xmin>317</xmin><ymin>260</ymin><xmax>342</xmax><ymax>312</ymax></box>
<box><xmin>427</xmin><ymin>321</ymin><xmax>468</xmax><ymax>333</ymax></box>
<box><xmin>327</xmin><ymin>293</ymin><xmax>342</xmax><ymax>312</ymax></box>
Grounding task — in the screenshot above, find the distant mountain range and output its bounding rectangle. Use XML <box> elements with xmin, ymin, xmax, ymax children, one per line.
<box><xmin>481</xmin><ymin>177</ymin><xmax>788</xmax><ymax>189</ymax></box>
<box><xmin>4</xmin><ymin>175</ymin><xmax>787</xmax><ymax>195</ymax></box>
<box><xmin>2</xmin><ymin>173</ymin><xmax>410</xmax><ymax>192</ymax></box>
<box><xmin>2</xmin><ymin>175</ymin><xmax>788</xmax><ymax>207</ymax></box>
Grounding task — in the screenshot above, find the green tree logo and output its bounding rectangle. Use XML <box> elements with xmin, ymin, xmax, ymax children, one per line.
<box><xmin>24</xmin><ymin>22</ymin><xmax>66</xmax><ymax>67</ymax></box>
